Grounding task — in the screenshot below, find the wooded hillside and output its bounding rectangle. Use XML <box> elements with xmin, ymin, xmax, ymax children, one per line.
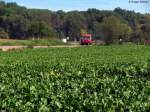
<box><xmin>0</xmin><ymin>1</ymin><xmax>150</xmax><ymax>44</ymax></box>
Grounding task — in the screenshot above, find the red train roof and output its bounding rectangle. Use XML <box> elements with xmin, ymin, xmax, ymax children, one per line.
<box><xmin>82</xmin><ymin>34</ymin><xmax>92</xmax><ymax>37</ymax></box>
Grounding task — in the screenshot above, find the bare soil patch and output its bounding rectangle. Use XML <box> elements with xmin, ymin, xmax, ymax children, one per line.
<box><xmin>0</xmin><ymin>45</ymin><xmax>81</xmax><ymax>51</ymax></box>
<box><xmin>0</xmin><ymin>39</ymin><xmax>20</xmax><ymax>42</ymax></box>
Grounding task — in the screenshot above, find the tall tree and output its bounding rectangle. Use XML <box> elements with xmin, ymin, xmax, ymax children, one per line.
<box><xmin>100</xmin><ymin>16</ymin><xmax>132</xmax><ymax>43</ymax></box>
<box><xmin>63</xmin><ymin>12</ymin><xmax>86</xmax><ymax>41</ymax></box>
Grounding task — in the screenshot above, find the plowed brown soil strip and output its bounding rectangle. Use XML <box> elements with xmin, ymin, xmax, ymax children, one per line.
<box><xmin>0</xmin><ymin>45</ymin><xmax>81</xmax><ymax>51</ymax></box>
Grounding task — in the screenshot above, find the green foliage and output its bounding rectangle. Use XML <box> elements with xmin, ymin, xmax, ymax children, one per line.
<box><xmin>0</xmin><ymin>39</ymin><xmax>66</xmax><ymax>46</ymax></box>
<box><xmin>0</xmin><ymin>27</ymin><xmax>9</xmax><ymax>38</ymax></box>
<box><xmin>28</xmin><ymin>21</ymin><xmax>56</xmax><ymax>38</ymax></box>
<box><xmin>63</xmin><ymin>11</ymin><xmax>86</xmax><ymax>41</ymax></box>
<box><xmin>0</xmin><ymin>45</ymin><xmax>150</xmax><ymax>111</ymax></box>
<box><xmin>114</xmin><ymin>7</ymin><xmax>142</xmax><ymax>28</ymax></box>
<box><xmin>0</xmin><ymin>1</ymin><xmax>147</xmax><ymax>44</ymax></box>
<box><xmin>141</xmin><ymin>24</ymin><xmax>150</xmax><ymax>34</ymax></box>
<box><xmin>93</xmin><ymin>21</ymin><xmax>103</xmax><ymax>39</ymax></box>
<box><xmin>39</xmin><ymin>21</ymin><xmax>56</xmax><ymax>38</ymax></box>
<box><xmin>100</xmin><ymin>16</ymin><xmax>132</xmax><ymax>43</ymax></box>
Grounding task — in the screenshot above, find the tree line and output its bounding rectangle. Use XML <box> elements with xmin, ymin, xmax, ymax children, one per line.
<box><xmin>0</xmin><ymin>1</ymin><xmax>150</xmax><ymax>44</ymax></box>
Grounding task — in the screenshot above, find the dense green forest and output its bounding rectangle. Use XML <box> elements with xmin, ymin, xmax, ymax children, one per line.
<box><xmin>0</xmin><ymin>1</ymin><xmax>150</xmax><ymax>44</ymax></box>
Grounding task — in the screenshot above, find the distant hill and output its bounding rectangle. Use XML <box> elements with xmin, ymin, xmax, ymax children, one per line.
<box><xmin>0</xmin><ymin>1</ymin><xmax>150</xmax><ymax>44</ymax></box>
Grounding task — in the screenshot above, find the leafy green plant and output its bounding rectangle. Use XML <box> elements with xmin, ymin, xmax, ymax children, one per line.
<box><xmin>0</xmin><ymin>45</ymin><xmax>149</xmax><ymax>111</ymax></box>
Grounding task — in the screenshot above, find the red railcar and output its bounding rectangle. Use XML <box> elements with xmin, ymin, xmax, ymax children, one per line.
<box><xmin>80</xmin><ymin>34</ymin><xmax>92</xmax><ymax>45</ymax></box>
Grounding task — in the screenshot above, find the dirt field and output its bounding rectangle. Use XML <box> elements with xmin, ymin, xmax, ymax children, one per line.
<box><xmin>0</xmin><ymin>39</ymin><xmax>80</xmax><ymax>51</ymax></box>
<box><xmin>0</xmin><ymin>39</ymin><xmax>19</xmax><ymax>42</ymax></box>
<box><xmin>0</xmin><ymin>45</ymin><xmax>81</xmax><ymax>51</ymax></box>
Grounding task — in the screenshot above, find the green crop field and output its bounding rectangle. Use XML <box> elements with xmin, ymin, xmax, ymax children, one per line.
<box><xmin>0</xmin><ymin>45</ymin><xmax>150</xmax><ymax>111</ymax></box>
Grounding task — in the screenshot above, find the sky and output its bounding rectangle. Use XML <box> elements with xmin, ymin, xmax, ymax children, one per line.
<box><xmin>3</xmin><ymin>0</ymin><xmax>150</xmax><ymax>13</ymax></box>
